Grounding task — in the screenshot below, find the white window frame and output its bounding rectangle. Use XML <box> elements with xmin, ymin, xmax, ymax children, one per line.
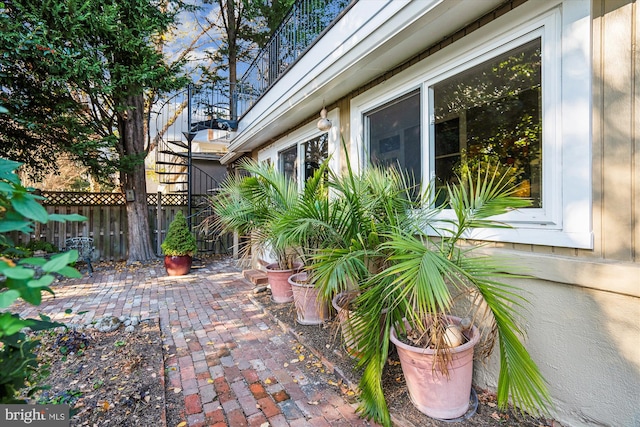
<box><xmin>350</xmin><ymin>1</ymin><xmax>592</xmax><ymax>249</ymax></box>
<box><xmin>257</xmin><ymin>108</ymin><xmax>340</xmax><ymax>191</ymax></box>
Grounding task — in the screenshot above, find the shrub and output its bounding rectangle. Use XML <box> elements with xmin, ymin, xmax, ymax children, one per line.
<box><xmin>25</xmin><ymin>240</ymin><xmax>59</xmax><ymax>254</ymax></box>
<box><xmin>161</xmin><ymin>211</ymin><xmax>197</xmax><ymax>256</ymax></box>
<box><xmin>0</xmin><ymin>157</ymin><xmax>86</xmax><ymax>403</ymax></box>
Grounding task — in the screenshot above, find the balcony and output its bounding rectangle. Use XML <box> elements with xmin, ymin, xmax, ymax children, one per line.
<box><xmin>234</xmin><ymin>0</ymin><xmax>354</xmax><ymax>119</ymax></box>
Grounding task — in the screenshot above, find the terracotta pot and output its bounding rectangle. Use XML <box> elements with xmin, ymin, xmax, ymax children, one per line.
<box><xmin>289</xmin><ymin>272</ymin><xmax>330</xmax><ymax>325</ymax></box>
<box><xmin>331</xmin><ymin>292</ymin><xmax>363</xmax><ymax>358</ymax></box>
<box><xmin>389</xmin><ymin>316</ymin><xmax>480</xmax><ymax>420</ymax></box>
<box><xmin>265</xmin><ymin>262</ymin><xmax>301</xmax><ymax>303</ymax></box>
<box><xmin>164</xmin><ymin>255</ymin><xmax>193</xmax><ymax>276</ymax></box>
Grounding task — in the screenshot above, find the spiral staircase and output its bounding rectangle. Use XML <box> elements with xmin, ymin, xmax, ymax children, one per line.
<box><xmin>151</xmin><ymin>84</ymin><xmax>236</xmax><ymax>254</ymax></box>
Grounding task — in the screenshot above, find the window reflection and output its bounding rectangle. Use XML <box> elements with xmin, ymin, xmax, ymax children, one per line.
<box><xmin>279</xmin><ymin>145</ymin><xmax>298</xmax><ymax>183</ymax></box>
<box><xmin>433</xmin><ymin>38</ymin><xmax>542</xmax><ymax>207</ymax></box>
<box><xmin>366</xmin><ymin>90</ymin><xmax>421</xmax><ymax>194</ymax></box>
<box><xmin>304</xmin><ymin>133</ymin><xmax>328</xmax><ymax>181</ymax></box>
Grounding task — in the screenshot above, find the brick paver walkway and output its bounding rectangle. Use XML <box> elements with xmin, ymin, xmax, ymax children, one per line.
<box><xmin>15</xmin><ymin>258</ymin><xmax>378</xmax><ymax>427</ymax></box>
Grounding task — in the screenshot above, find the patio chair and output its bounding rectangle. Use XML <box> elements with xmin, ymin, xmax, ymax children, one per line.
<box><xmin>64</xmin><ymin>237</ymin><xmax>95</xmax><ymax>276</ymax></box>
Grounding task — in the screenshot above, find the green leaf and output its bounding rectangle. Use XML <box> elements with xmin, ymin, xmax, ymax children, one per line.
<box><xmin>0</xmin><ymin>182</ymin><xmax>15</xmax><ymax>193</ymax></box>
<box><xmin>0</xmin><ymin>158</ymin><xmax>21</xmax><ymax>176</ymax></box>
<box><xmin>17</xmin><ymin>286</ymin><xmax>43</xmax><ymax>305</ymax></box>
<box><xmin>1</xmin><ymin>266</ymin><xmax>35</xmax><ymax>280</ymax></box>
<box><xmin>0</xmin><ymin>313</ymin><xmax>33</xmax><ymax>336</ymax></box>
<box><xmin>0</xmin><ymin>220</ymin><xmax>33</xmax><ymax>233</ymax></box>
<box><xmin>43</xmin><ymin>251</ymin><xmax>78</xmax><ymax>273</ymax></box>
<box><xmin>19</xmin><ymin>257</ymin><xmax>48</xmax><ymax>266</ymax></box>
<box><xmin>27</xmin><ymin>276</ymin><xmax>55</xmax><ymax>288</ymax></box>
<box><xmin>57</xmin><ymin>266</ymin><xmax>83</xmax><ymax>278</ymax></box>
<box><xmin>10</xmin><ymin>193</ymin><xmax>48</xmax><ymax>223</ymax></box>
<box><xmin>0</xmin><ymin>290</ymin><xmax>20</xmax><ymax>308</ymax></box>
<box><xmin>48</xmin><ymin>213</ymin><xmax>88</xmax><ymax>222</ymax></box>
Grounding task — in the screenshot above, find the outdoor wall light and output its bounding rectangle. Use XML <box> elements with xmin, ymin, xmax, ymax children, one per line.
<box><xmin>316</xmin><ymin>107</ymin><xmax>332</xmax><ymax>132</ymax></box>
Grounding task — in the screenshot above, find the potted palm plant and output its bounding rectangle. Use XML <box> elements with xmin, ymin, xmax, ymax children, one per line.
<box><xmin>305</xmin><ymin>161</ymin><xmax>420</xmax><ymax>356</ymax></box>
<box><xmin>161</xmin><ymin>211</ymin><xmax>197</xmax><ymax>276</ymax></box>
<box><xmin>344</xmin><ymin>164</ymin><xmax>552</xmax><ymax>426</ymax></box>
<box><xmin>204</xmin><ymin>159</ymin><xmax>300</xmax><ymax>302</ymax></box>
<box><xmin>274</xmin><ymin>162</ymin><xmax>336</xmax><ymax>324</ymax></box>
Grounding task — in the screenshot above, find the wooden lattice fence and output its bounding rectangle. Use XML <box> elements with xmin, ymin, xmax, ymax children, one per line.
<box><xmin>5</xmin><ymin>192</ymin><xmax>229</xmax><ymax>261</ymax></box>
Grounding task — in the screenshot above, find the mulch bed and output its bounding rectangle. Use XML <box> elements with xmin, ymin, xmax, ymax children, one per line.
<box><xmin>30</xmin><ymin>321</ymin><xmax>166</xmax><ymax>427</ymax></box>
<box><xmin>252</xmin><ymin>289</ymin><xmax>557</xmax><ymax>427</ymax></box>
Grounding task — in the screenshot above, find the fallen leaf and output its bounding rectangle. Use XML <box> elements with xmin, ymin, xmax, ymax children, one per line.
<box><xmin>207</xmin><ymin>379</ymin><xmax>214</xmax><ymax>384</ymax></box>
<box><xmin>490</xmin><ymin>412</ymin><xmax>501</xmax><ymax>421</ymax></box>
<box><xmin>176</xmin><ymin>422</ymin><xmax>187</xmax><ymax>427</ymax></box>
<box><xmin>264</xmin><ymin>378</ymin><xmax>271</xmax><ymax>384</ymax></box>
<box><xmin>173</xmin><ymin>388</ymin><xmax>182</xmax><ymax>394</ymax></box>
<box><xmin>308</xmin><ymin>400</ymin><xmax>319</xmax><ymax>405</ymax></box>
<box><xmin>298</xmin><ymin>355</ymin><xmax>305</xmax><ymax>361</ymax></box>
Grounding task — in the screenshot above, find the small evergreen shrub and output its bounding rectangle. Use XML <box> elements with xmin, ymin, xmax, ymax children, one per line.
<box><xmin>161</xmin><ymin>211</ymin><xmax>197</xmax><ymax>256</ymax></box>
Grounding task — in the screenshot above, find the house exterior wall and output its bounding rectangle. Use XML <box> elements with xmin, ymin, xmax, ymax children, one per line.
<box><xmin>239</xmin><ymin>1</ymin><xmax>639</xmax><ymax>425</ymax></box>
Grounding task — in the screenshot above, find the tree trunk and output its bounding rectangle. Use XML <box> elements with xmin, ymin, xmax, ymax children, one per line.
<box><xmin>120</xmin><ymin>93</ymin><xmax>156</xmax><ymax>263</ymax></box>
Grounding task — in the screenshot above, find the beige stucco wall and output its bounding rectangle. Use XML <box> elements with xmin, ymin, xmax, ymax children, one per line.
<box><xmin>472</xmin><ymin>275</ymin><xmax>640</xmax><ymax>427</ymax></box>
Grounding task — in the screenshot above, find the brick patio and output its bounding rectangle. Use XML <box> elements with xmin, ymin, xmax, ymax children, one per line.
<box><xmin>13</xmin><ymin>257</ymin><xmax>379</xmax><ymax>427</ymax></box>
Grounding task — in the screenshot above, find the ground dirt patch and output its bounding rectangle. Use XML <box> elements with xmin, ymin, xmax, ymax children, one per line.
<box><xmin>253</xmin><ymin>290</ymin><xmax>557</xmax><ymax>427</ymax></box>
<box><xmin>30</xmin><ymin>321</ymin><xmax>166</xmax><ymax>427</ymax></box>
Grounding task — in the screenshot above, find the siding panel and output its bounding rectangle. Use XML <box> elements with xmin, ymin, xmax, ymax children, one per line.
<box><xmin>599</xmin><ymin>0</ymin><xmax>635</xmax><ymax>261</ymax></box>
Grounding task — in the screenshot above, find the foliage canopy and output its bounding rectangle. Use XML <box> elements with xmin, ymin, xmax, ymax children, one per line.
<box><xmin>0</xmin><ymin>0</ymin><xmax>190</xmax><ymax>182</ymax></box>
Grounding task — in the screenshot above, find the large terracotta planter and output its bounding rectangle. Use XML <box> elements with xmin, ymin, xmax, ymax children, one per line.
<box><xmin>265</xmin><ymin>262</ymin><xmax>301</xmax><ymax>303</ymax></box>
<box><xmin>289</xmin><ymin>272</ymin><xmax>330</xmax><ymax>325</ymax></box>
<box><xmin>389</xmin><ymin>316</ymin><xmax>480</xmax><ymax>420</ymax></box>
<box><xmin>164</xmin><ymin>255</ymin><xmax>193</xmax><ymax>276</ymax></box>
<box><xmin>332</xmin><ymin>292</ymin><xmax>362</xmax><ymax>357</ymax></box>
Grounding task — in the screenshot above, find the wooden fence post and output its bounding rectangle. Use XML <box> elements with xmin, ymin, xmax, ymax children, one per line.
<box><xmin>156</xmin><ymin>192</ymin><xmax>162</xmax><ymax>256</ymax></box>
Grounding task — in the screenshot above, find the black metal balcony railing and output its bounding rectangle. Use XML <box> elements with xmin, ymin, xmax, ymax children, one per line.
<box><xmin>234</xmin><ymin>0</ymin><xmax>353</xmax><ymax>118</ymax></box>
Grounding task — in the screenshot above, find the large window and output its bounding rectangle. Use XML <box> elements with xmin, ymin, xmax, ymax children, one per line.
<box><xmin>365</xmin><ymin>90</ymin><xmax>421</xmax><ymax>185</ymax></box>
<box><xmin>432</xmin><ymin>39</ymin><xmax>541</xmax><ymax>207</ymax></box>
<box><xmin>351</xmin><ymin>4</ymin><xmax>592</xmax><ymax>248</ymax></box>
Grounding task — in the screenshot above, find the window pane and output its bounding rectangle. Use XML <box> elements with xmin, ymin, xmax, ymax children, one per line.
<box><xmin>366</xmin><ymin>90</ymin><xmax>421</xmax><ymax>186</ymax></box>
<box><xmin>304</xmin><ymin>133</ymin><xmax>328</xmax><ymax>181</ymax></box>
<box><xmin>433</xmin><ymin>38</ymin><xmax>542</xmax><ymax>207</ymax></box>
<box><xmin>279</xmin><ymin>145</ymin><xmax>298</xmax><ymax>183</ymax></box>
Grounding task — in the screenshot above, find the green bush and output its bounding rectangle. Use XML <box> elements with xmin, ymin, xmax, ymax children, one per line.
<box><xmin>25</xmin><ymin>240</ymin><xmax>59</xmax><ymax>254</ymax></box>
<box><xmin>161</xmin><ymin>211</ymin><xmax>197</xmax><ymax>256</ymax></box>
<box><xmin>0</xmin><ymin>157</ymin><xmax>86</xmax><ymax>403</ymax></box>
